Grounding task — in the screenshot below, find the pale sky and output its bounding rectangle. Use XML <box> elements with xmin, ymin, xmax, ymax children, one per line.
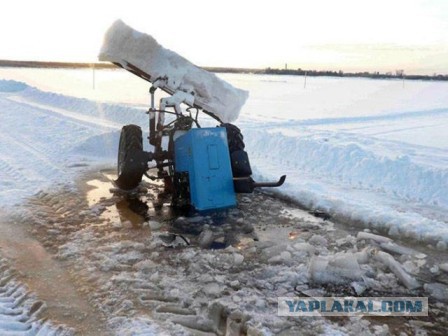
<box><xmin>1</xmin><ymin>0</ymin><xmax>447</xmax><ymax>75</ymax></box>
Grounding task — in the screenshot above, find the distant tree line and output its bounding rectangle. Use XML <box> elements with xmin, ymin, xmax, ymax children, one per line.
<box><xmin>264</xmin><ymin>67</ymin><xmax>448</xmax><ymax>81</ymax></box>
<box><xmin>1</xmin><ymin>59</ymin><xmax>446</xmax><ymax>82</ymax></box>
<box><xmin>0</xmin><ymin>59</ymin><xmax>114</xmax><ymax>69</ymax></box>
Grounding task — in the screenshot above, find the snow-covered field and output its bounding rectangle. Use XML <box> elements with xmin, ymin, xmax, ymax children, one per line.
<box><xmin>0</xmin><ymin>68</ymin><xmax>448</xmax><ymax>335</ymax></box>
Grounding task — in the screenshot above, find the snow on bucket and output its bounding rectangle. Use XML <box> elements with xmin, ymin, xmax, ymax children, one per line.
<box><xmin>99</xmin><ymin>20</ymin><xmax>248</xmax><ymax>123</ymax></box>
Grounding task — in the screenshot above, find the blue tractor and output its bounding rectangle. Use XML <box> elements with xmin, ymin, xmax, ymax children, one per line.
<box><xmin>113</xmin><ymin>62</ymin><xmax>285</xmax><ymax>213</ymax></box>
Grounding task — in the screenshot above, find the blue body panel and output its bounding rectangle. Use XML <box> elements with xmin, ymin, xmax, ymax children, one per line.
<box><xmin>174</xmin><ymin>128</ymin><xmax>236</xmax><ymax>211</ymax></box>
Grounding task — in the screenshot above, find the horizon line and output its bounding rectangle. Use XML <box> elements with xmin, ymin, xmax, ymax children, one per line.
<box><xmin>0</xmin><ymin>59</ymin><xmax>446</xmax><ymax>80</ymax></box>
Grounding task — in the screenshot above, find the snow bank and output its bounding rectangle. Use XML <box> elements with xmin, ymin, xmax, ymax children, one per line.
<box><xmin>245</xmin><ymin>129</ymin><xmax>448</xmax><ymax>208</ymax></box>
<box><xmin>23</xmin><ymin>85</ymin><xmax>148</xmax><ymax>127</ymax></box>
<box><xmin>244</xmin><ymin>128</ymin><xmax>448</xmax><ymax>245</ymax></box>
<box><xmin>99</xmin><ymin>20</ymin><xmax>248</xmax><ymax>123</ymax></box>
<box><xmin>0</xmin><ymin>79</ymin><xmax>27</xmax><ymax>92</ymax></box>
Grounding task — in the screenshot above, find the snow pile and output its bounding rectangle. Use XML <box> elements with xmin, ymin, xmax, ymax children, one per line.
<box><xmin>99</xmin><ymin>20</ymin><xmax>248</xmax><ymax>122</ymax></box>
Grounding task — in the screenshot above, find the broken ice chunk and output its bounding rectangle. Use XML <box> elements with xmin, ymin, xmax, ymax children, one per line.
<box><xmin>373</xmin><ymin>251</ymin><xmax>420</xmax><ymax>290</ymax></box>
<box><xmin>379</xmin><ymin>242</ymin><xmax>426</xmax><ymax>259</ymax></box>
<box><xmin>402</xmin><ymin>260</ymin><xmax>420</xmax><ymax>275</ymax></box>
<box><xmin>148</xmin><ymin>220</ymin><xmax>162</xmax><ymax>230</ymax></box>
<box><xmin>308</xmin><ymin>234</ymin><xmax>328</xmax><ymax>246</ymax></box>
<box><xmin>262</xmin><ymin>244</ymin><xmax>288</xmax><ymax>259</ymax></box>
<box><xmin>156</xmin><ymin>305</ymin><xmax>196</xmax><ymax>315</ymax></box>
<box><xmin>293</xmin><ymin>242</ymin><xmax>315</xmax><ymax>256</ymax></box>
<box><xmin>134</xmin><ymin>259</ymin><xmax>157</xmax><ymax>273</ymax></box>
<box><xmin>351</xmin><ymin>281</ymin><xmax>367</xmax><ymax>295</ymax></box>
<box><xmin>170</xmin><ymin>315</ymin><xmax>216</xmax><ymax>333</ymax></box>
<box><xmin>198</xmin><ymin>229</ymin><xmax>216</xmax><ymax>249</ymax></box>
<box><xmin>424</xmin><ymin>283</ymin><xmax>448</xmax><ymax>302</ymax></box>
<box><xmin>308</xmin><ymin>252</ymin><xmax>364</xmax><ymax>285</ymax></box>
<box><xmin>439</xmin><ymin>263</ymin><xmax>448</xmax><ymax>273</ymax></box>
<box><xmin>357</xmin><ymin>232</ymin><xmax>392</xmax><ymax>244</ymax></box>
<box><xmin>299</xmin><ymin>288</ymin><xmax>326</xmax><ymax>298</ymax></box>
<box><xmin>335</xmin><ymin>235</ymin><xmax>356</xmax><ymax>247</ymax></box>
<box><xmin>430</xmin><ymin>265</ymin><xmax>440</xmax><ymax>274</ymax></box>
<box><xmin>202</xmin><ymin>283</ymin><xmax>222</xmax><ymax>296</ymax></box>
<box><xmin>354</xmin><ymin>248</ymin><xmax>373</xmax><ymax>264</ymax></box>
<box><xmin>233</xmin><ymin>253</ymin><xmax>244</xmax><ymax>265</ymax></box>
<box><xmin>267</xmin><ymin>251</ymin><xmax>292</xmax><ymax>264</ymax></box>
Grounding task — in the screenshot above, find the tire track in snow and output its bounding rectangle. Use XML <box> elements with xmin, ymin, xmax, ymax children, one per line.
<box><xmin>0</xmin><ymin>91</ymin><xmax>119</xmax><ymax>208</ymax></box>
<box><xmin>0</xmin><ymin>132</ymin><xmax>62</xmax><ymax>178</ymax></box>
<box><xmin>1</xmin><ymin>93</ymin><xmax>114</xmax><ymax>161</ymax></box>
<box><xmin>370</xmin><ymin>120</ymin><xmax>448</xmax><ymax>136</ymax></box>
<box><xmin>0</xmin><ymin>205</ymin><xmax>110</xmax><ymax>335</ymax></box>
<box><xmin>7</xmin><ymin>96</ymin><xmax>122</xmax><ymax>130</ymax></box>
<box><xmin>241</xmin><ymin>108</ymin><xmax>448</xmax><ymax>130</ymax></box>
<box><xmin>0</xmin><ymin>130</ymin><xmax>64</xmax><ymax>208</ymax></box>
<box><xmin>0</xmin><ymin>257</ymin><xmax>74</xmax><ymax>336</ymax></box>
<box><xmin>0</xmin><ymin>157</ymin><xmax>34</xmax><ymax>189</ymax></box>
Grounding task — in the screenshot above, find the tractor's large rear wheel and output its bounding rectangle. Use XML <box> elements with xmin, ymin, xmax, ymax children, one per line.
<box><xmin>115</xmin><ymin>125</ymin><xmax>144</xmax><ymax>190</ymax></box>
<box><xmin>222</xmin><ymin>123</ymin><xmax>245</xmax><ymax>153</ymax></box>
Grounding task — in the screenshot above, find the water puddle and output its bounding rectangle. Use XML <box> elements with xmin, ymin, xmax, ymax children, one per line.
<box><xmin>87</xmin><ymin>179</ymin><xmax>145</xmax><ymax>227</ymax></box>
<box><xmin>85</xmin><ymin>171</ymin><xmax>175</xmax><ymax>229</ymax></box>
<box><xmin>83</xmin><ymin>170</ymin><xmax>263</xmax><ymax>250</ymax></box>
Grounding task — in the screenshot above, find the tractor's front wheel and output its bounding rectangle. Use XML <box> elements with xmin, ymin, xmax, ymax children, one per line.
<box><xmin>115</xmin><ymin>125</ymin><xmax>144</xmax><ymax>190</ymax></box>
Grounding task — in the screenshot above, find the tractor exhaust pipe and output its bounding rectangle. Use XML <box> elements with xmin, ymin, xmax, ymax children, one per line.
<box><xmin>233</xmin><ymin>175</ymin><xmax>286</xmax><ymax>193</ymax></box>
<box><xmin>252</xmin><ymin>175</ymin><xmax>286</xmax><ymax>188</ymax></box>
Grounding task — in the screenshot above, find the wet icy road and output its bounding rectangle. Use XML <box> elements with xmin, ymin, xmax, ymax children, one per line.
<box><xmin>0</xmin><ymin>168</ymin><xmax>446</xmax><ymax>335</ymax></box>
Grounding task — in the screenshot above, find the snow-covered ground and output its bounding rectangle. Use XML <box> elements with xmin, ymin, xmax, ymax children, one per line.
<box><xmin>0</xmin><ymin>69</ymin><xmax>448</xmax><ymax>334</ymax></box>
